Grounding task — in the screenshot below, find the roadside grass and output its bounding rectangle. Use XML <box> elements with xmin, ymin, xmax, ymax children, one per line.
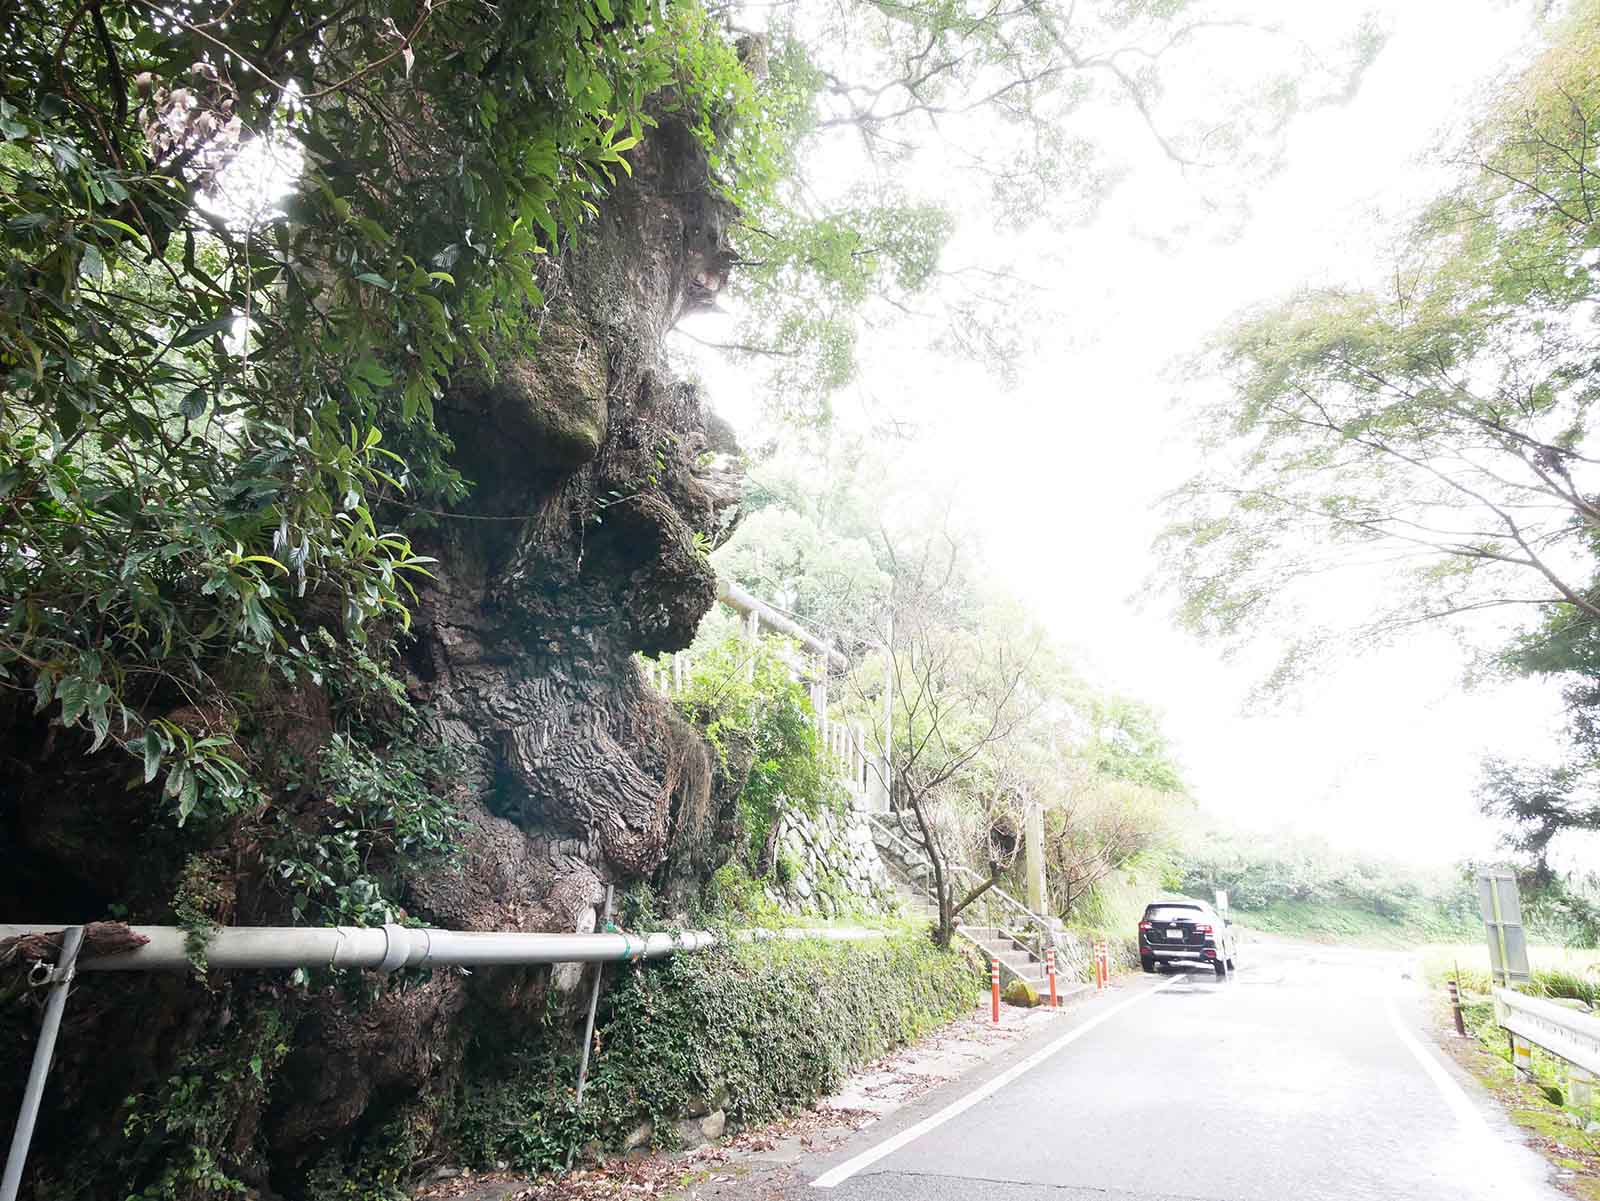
<box><xmin>1232</xmin><ymin>900</ymin><xmax>1476</xmax><ymax>947</ymax></box>
<box><xmin>1423</xmin><ymin>943</ymin><xmax>1600</xmax><ymax>1196</ymax></box>
<box><xmin>1420</xmin><ymin>944</ymin><xmax>1600</xmax><ymax>1001</ymax></box>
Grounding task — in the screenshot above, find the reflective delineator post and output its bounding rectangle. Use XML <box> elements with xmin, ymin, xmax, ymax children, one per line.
<box><xmin>991</xmin><ymin>958</ymin><xmax>1001</xmax><ymax>1023</ymax></box>
<box><xmin>1094</xmin><ymin>939</ymin><xmax>1107</xmax><ymax>990</ymax></box>
<box><xmin>1046</xmin><ymin>946</ymin><xmax>1058</xmax><ymax>1008</ymax></box>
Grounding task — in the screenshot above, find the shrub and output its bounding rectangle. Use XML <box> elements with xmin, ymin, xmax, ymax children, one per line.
<box><xmin>660</xmin><ymin>630</ymin><xmax>847</xmax><ymax>872</ymax></box>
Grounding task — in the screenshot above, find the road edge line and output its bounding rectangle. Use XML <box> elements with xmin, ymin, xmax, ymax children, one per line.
<box><xmin>1383</xmin><ymin>993</ymin><xmax>1492</xmax><ymax>1133</ymax></box>
<box><xmin>810</xmin><ymin>978</ymin><xmax>1176</xmax><ymax>1189</ymax></box>
<box><xmin>1384</xmin><ymin>992</ymin><xmax>1550</xmax><ymax>1201</ymax></box>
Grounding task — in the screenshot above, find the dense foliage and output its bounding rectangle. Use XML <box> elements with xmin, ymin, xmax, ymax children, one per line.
<box><xmin>1159</xmin><ymin>0</ymin><xmax>1600</xmax><ymax>669</ymax></box>
<box><xmin>706</xmin><ymin>435</ymin><xmax>1189</xmax><ymax>941</ymax></box>
<box><xmin>454</xmin><ymin>930</ymin><xmax>978</xmax><ymax>1173</ymax></box>
<box><xmin>0</xmin><ymin>0</ymin><xmax>772</xmax><ymax>827</ymax></box>
<box><xmin>1176</xmin><ymin>824</ymin><xmax>1600</xmax><ymax>947</ymax></box>
<box><xmin>1178</xmin><ymin>826</ymin><xmax>1478</xmax><ymax>924</ymax></box>
<box><xmin>660</xmin><ymin>626</ymin><xmax>846</xmax><ymax>871</ymax></box>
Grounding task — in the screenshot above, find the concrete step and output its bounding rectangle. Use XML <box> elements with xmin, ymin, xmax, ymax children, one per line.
<box><xmin>972</xmin><ymin>946</ymin><xmax>1039</xmax><ymax>969</ymax></box>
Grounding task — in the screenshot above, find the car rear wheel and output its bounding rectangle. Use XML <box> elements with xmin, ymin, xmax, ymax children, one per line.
<box><xmin>1213</xmin><ymin>961</ymin><xmax>1227</xmax><ymax>980</ymax></box>
<box><xmin>1141</xmin><ymin>959</ymin><xmax>1156</xmax><ymax>974</ymax></box>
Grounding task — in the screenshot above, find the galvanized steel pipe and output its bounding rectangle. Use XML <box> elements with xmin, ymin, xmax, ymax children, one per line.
<box><xmin>1</xmin><ymin>925</ymin><xmax>83</xmax><ymax>1201</ymax></box>
<box><xmin>0</xmin><ymin>923</ymin><xmax>890</xmax><ymax>974</ymax></box>
<box><xmin>0</xmin><ymin>924</ymin><xmax>716</xmax><ymax>972</ymax></box>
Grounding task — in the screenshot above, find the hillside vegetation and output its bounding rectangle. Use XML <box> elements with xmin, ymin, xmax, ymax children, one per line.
<box><xmin>1177</xmin><ymin>826</ymin><xmax>1600</xmax><ymax>948</ymax></box>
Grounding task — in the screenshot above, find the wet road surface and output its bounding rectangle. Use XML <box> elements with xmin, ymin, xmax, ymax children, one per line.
<box><xmin>801</xmin><ymin>940</ymin><xmax>1562</xmax><ymax>1201</ymax></box>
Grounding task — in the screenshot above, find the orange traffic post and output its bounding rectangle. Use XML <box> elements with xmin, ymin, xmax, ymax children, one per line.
<box><xmin>991</xmin><ymin>957</ymin><xmax>1001</xmax><ymax>1024</ymax></box>
<box><xmin>1046</xmin><ymin>946</ymin><xmax>1058</xmax><ymax>1008</ymax></box>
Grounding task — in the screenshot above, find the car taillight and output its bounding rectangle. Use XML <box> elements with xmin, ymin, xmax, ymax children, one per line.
<box><xmin>1138</xmin><ymin>921</ymin><xmax>1152</xmax><ymax>930</ymax></box>
<box><xmin>1203</xmin><ymin>948</ymin><xmax>1216</xmax><ymax>957</ymax></box>
<box><xmin>1197</xmin><ymin>924</ymin><xmax>1213</xmax><ymax>934</ymax></box>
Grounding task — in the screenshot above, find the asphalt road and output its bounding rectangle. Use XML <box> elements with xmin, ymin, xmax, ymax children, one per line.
<box><xmin>802</xmin><ymin>940</ymin><xmax>1564</xmax><ymax>1201</ymax></box>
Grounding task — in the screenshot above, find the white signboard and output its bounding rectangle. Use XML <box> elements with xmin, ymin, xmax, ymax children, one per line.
<box><xmin>1214</xmin><ymin>889</ymin><xmax>1229</xmax><ymax>913</ymax></box>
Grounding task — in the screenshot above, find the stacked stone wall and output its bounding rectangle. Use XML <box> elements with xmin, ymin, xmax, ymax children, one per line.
<box><xmin>766</xmin><ymin>805</ymin><xmax>896</xmax><ymax>917</ymax></box>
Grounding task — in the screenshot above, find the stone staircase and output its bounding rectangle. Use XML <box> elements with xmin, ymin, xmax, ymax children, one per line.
<box><xmin>867</xmin><ymin>814</ymin><xmax>1058</xmax><ymax>998</ymax></box>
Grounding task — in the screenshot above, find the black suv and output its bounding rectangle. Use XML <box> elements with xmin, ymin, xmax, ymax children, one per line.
<box><xmin>1138</xmin><ymin>899</ymin><xmax>1238</xmax><ymax>979</ymax></box>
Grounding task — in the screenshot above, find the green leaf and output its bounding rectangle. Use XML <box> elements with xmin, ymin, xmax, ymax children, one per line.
<box><xmin>57</xmin><ymin>675</ymin><xmax>88</xmax><ymax>726</ymax></box>
<box><xmin>143</xmin><ymin>728</ymin><xmax>164</xmax><ymax>784</ymax></box>
<box><xmin>172</xmin><ymin>315</ymin><xmax>234</xmax><ymax>348</ymax></box>
<box><xmin>351</xmin><ymin>357</ymin><xmax>393</xmax><ymax>388</ymax></box>
<box><xmin>240</xmin><ymin>554</ymin><xmax>289</xmax><ymax>574</ymax></box>
<box><xmin>180</xmin><ymin>388</ymin><xmax>208</xmax><ymax>420</ymax></box>
<box><xmin>177</xmin><ymin>769</ymin><xmax>199</xmax><ymax>825</ymax></box>
<box><xmin>89</xmin><ymin>705</ymin><xmax>111</xmax><ymax>753</ymax></box>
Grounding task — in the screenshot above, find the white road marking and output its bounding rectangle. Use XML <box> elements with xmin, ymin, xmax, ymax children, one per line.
<box><xmin>1383</xmin><ymin>993</ymin><xmax>1541</xmax><ymax>1200</ymax></box>
<box><xmin>810</xmin><ymin>980</ymin><xmax>1177</xmax><ymax>1189</ymax></box>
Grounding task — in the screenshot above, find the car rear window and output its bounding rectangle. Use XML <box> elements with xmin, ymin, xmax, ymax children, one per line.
<box><xmin>1145</xmin><ymin>905</ymin><xmax>1203</xmax><ymax>922</ymax></box>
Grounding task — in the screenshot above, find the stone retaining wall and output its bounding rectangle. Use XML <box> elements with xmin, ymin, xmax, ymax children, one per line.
<box><xmin>767</xmin><ymin>804</ymin><xmax>895</xmax><ymax>917</ymax></box>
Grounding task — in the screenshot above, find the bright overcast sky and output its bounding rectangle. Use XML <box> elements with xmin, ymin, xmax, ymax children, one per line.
<box><xmin>679</xmin><ymin>0</ymin><xmax>1578</xmax><ymax>866</ymax></box>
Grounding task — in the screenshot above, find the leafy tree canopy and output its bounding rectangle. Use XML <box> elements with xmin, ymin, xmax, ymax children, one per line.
<box><xmin>692</xmin><ymin>0</ymin><xmax>1386</xmax><ymax>420</ymax></box>
<box><xmin>1155</xmin><ymin>0</ymin><xmax>1600</xmax><ymax>687</ymax></box>
<box><xmin>0</xmin><ymin>0</ymin><xmax>777</xmax><ymax>819</ymax></box>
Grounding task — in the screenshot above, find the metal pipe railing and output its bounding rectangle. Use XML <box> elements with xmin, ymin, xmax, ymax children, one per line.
<box><xmin>0</xmin><ymin>923</ymin><xmax>714</xmax><ymax>972</ymax></box>
<box><xmin>0</xmin><ymin>922</ymin><xmax>891</xmax><ymax>974</ymax></box>
<box><xmin>716</xmin><ymin>578</ymin><xmax>848</xmax><ymax>670</ymax></box>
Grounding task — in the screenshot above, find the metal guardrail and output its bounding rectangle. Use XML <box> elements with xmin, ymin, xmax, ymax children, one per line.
<box><xmin>1494</xmin><ymin>986</ymin><xmax>1600</xmax><ymax>1077</ymax></box>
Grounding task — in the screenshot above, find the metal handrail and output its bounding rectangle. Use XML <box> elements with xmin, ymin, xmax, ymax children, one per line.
<box><xmin>867</xmin><ymin>813</ymin><xmax>1054</xmax><ymax>944</ymax></box>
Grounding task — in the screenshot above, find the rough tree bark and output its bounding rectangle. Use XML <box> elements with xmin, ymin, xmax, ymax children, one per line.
<box><xmin>0</xmin><ymin>110</ymin><xmax>743</xmax><ymax>1198</ymax></box>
